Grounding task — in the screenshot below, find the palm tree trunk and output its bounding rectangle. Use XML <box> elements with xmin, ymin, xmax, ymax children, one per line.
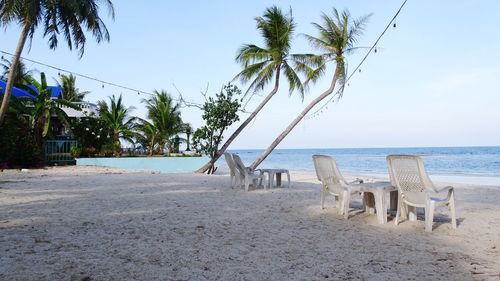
<box><xmin>250</xmin><ymin>67</ymin><xmax>341</xmax><ymax>170</ymax></box>
<box><xmin>0</xmin><ymin>23</ymin><xmax>31</xmax><ymax>124</ymax></box>
<box><xmin>195</xmin><ymin>67</ymin><xmax>281</xmax><ymax>173</ymax></box>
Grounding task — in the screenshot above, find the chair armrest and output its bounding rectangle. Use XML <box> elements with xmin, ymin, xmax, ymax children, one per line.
<box><xmin>349</xmin><ymin>178</ymin><xmax>364</xmax><ymax>184</ymax></box>
<box><xmin>436</xmin><ymin>186</ymin><xmax>454</xmax><ymax>194</ymax></box>
<box><xmin>429</xmin><ymin>186</ymin><xmax>454</xmax><ymax>202</ymax></box>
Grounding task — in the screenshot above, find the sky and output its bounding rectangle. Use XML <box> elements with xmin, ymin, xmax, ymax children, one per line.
<box><xmin>1</xmin><ymin>0</ymin><xmax>499</xmax><ymax>149</ymax></box>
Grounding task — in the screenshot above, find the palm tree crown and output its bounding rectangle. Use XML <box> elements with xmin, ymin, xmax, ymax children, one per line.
<box><xmin>142</xmin><ymin>90</ymin><xmax>185</xmax><ymax>153</ymax></box>
<box><xmin>57</xmin><ymin>74</ymin><xmax>89</xmax><ymax>102</ymax></box>
<box><xmin>302</xmin><ymin>9</ymin><xmax>371</xmax><ymax>97</ymax></box>
<box><xmin>0</xmin><ymin>0</ymin><xmax>115</xmax><ymax>57</ymax></box>
<box><xmin>98</xmin><ymin>94</ymin><xmax>137</xmax><ymax>152</ymax></box>
<box><xmin>235</xmin><ymin>5</ymin><xmax>308</xmax><ymax>98</ymax></box>
<box><xmin>1</xmin><ymin>57</ymin><xmax>34</xmax><ymax>86</ymax></box>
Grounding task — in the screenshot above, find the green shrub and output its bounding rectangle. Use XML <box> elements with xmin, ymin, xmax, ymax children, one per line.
<box><xmin>0</xmin><ymin>112</ymin><xmax>42</xmax><ymax>168</ymax></box>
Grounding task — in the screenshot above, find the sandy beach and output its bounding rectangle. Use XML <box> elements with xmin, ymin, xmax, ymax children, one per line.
<box><xmin>1</xmin><ymin>166</ymin><xmax>499</xmax><ymax>280</ymax></box>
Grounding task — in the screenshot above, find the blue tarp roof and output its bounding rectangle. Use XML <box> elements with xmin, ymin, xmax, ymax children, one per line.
<box><xmin>0</xmin><ymin>80</ymin><xmax>63</xmax><ymax>99</ymax></box>
<box><xmin>0</xmin><ymin>80</ymin><xmax>36</xmax><ymax>99</ymax></box>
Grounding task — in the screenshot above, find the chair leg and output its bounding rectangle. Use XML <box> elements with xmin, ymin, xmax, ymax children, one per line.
<box><xmin>320</xmin><ymin>187</ymin><xmax>326</xmax><ymax>209</ymax></box>
<box><xmin>342</xmin><ymin>190</ymin><xmax>350</xmax><ymax>219</ymax></box>
<box><xmin>245</xmin><ymin>176</ymin><xmax>250</xmax><ymax>192</ymax></box>
<box><xmin>449</xmin><ymin>191</ymin><xmax>457</xmax><ymax>229</ymax></box>
<box><xmin>425</xmin><ymin>200</ymin><xmax>435</xmax><ymax>233</ymax></box>
<box><xmin>395</xmin><ymin>198</ymin><xmax>402</xmax><ymax>225</ymax></box>
<box><xmin>375</xmin><ymin>191</ymin><xmax>385</xmax><ymax>224</ymax></box>
<box><xmin>252</xmin><ymin>178</ymin><xmax>258</xmax><ymax>189</ymax></box>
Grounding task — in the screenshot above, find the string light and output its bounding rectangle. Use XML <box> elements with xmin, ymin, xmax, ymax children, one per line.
<box><xmin>0</xmin><ymin>49</ymin><xmax>203</xmax><ymax>108</ymax></box>
<box><xmin>304</xmin><ymin>0</ymin><xmax>408</xmax><ymax>120</ymax></box>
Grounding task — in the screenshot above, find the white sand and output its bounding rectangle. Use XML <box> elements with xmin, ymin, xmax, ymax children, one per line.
<box><xmin>1</xmin><ymin>166</ymin><xmax>499</xmax><ymax>280</ymax></box>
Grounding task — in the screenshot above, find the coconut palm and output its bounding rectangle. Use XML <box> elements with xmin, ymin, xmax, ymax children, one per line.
<box><xmin>57</xmin><ymin>74</ymin><xmax>90</xmax><ymax>102</ymax></box>
<box><xmin>196</xmin><ymin>6</ymin><xmax>319</xmax><ymax>173</ymax></box>
<box><xmin>250</xmin><ymin>9</ymin><xmax>371</xmax><ymax>169</ymax></box>
<box><xmin>99</xmin><ymin>94</ymin><xmax>137</xmax><ymax>156</ymax></box>
<box><xmin>0</xmin><ymin>0</ymin><xmax>115</xmax><ymax>123</ymax></box>
<box><xmin>142</xmin><ymin>90</ymin><xmax>185</xmax><ymax>154</ymax></box>
<box><xmin>137</xmin><ymin>119</ymin><xmax>160</xmax><ymax>156</ymax></box>
<box><xmin>1</xmin><ymin>57</ymin><xmax>34</xmax><ymax>86</ymax></box>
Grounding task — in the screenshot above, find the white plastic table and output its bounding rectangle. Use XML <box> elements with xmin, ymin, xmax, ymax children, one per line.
<box><xmin>258</xmin><ymin>169</ymin><xmax>290</xmax><ymax>189</ymax></box>
<box><xmin>356</xmin><ymin>181</ymin><xmax>398</xmax><ymax>224</ymax></box>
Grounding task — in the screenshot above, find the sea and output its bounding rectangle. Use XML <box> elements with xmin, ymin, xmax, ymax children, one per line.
<box><xmin>222</xmin><ymin>146</ymin><xmax>500</xmax><ymax>186</ymax></box>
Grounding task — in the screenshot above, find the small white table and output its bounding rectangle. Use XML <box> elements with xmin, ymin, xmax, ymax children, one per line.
<box><xmin>258</xmin><ymin>169</ymin><xmax>291</xmax><ymax>189</ymax></box>
<box><xmin>356</xmin><ymin>181</ymin><xmax>398</xmax><ymax>224</ymax></box>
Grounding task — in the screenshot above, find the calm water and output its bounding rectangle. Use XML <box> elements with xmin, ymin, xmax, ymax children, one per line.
<box><xmin>221</xmin><ymin>146</ymin><xmax>500</xmax><ymax>185</ymax></box>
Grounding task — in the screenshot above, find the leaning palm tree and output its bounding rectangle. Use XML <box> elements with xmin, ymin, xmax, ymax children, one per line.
<box><xmin>0</xmin><ymin>0</ymin><xmax>115</xmax><ymax>123</ymax></box>
<box><xmin>57</xmin><ymin>74</ymin><xmax>90</xmax><ymax>102</ymax></box>
<box><xmin>143</xmin><ymin>90</ymin><xmax>185</xmax><ymax>154</ymax></box>
<box><xmin>99</xmin><ymin>94</ymin><xmax>137</xmax><ymax>156</ymax></box>
<box><xmin>250</xmin><ymin>9</ymin><xmax>371</xmax><ymax>170</ymax></box>
<box><xmin>196</xmin><ymin>6</ymin><xmax>318</xmax><ymax>173</ymax></box>
<box><xmin>1</xmin><ymin>57</ymin><xmax>34</xmax><ymax>86</ymax></box>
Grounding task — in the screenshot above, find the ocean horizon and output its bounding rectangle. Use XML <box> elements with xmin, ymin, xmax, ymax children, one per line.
<box><xmin>222</xmin><ymin>146</ymin><xmax>500</xmax><ymax>186</ymax></box>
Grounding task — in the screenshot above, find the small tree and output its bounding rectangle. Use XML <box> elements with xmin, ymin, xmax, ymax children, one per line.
<box><xmin>192</xmin><ymin>83</ymin><xmax>241</xmax><ymax>174</ymax></box>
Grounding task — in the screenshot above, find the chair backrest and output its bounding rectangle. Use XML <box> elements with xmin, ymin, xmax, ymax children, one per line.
<box><xmin>386</xmin><ymin>154</ymin><xmax>435</xmax><ymax>204</ymax></box>
<box><xmin>224</xmin><ymin>153</ymin><xmax>236</xmax><ymax>175</ymax></box>
<box><xmin>312</xmin><ymin>155</ymin><xmax>347</xmax><ymax>195</ymax></box>
<box><xmin>231</xmin><ymin>154</ymin><xmax>248</xmax><ymax>176</ymax></box>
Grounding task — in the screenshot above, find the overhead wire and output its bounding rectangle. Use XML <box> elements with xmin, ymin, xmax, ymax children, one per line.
<box><xmin>304</xmin><ymin>0</ymin><xmax>409</xmax><ymax>120</ymax></box>
<box><xmin>0</xmin><ymin>49</ymin><xmax>204</xmax><ymax>108</ymax></box>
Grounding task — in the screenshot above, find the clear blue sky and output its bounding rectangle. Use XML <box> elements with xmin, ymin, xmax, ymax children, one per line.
<box><xmin>2</xmin><ymin>0</ymin><xmax>499</xmax><ymax>149</ymax></box>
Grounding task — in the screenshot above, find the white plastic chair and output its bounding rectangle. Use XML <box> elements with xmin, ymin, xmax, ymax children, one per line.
<box><xmin>387</xmin><ymin>154</ymin><xmax>457</xmax><ymax>232</ymax></box>
<box><xmin>232</xmin><ymin>154</ymin><xmax>265</xmax><ymax>191</ymax></box>
<box><xmin>224</xmin><ymin>153</ymin><xmax>239</xmax><ymax>187</ymax></box>
<box><xmin>312</xmin><ymin>155</ymin><xmax>363</xmax><ymax>218</ymax></box>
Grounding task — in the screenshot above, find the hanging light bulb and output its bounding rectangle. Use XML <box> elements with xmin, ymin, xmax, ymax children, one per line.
<box><xmin>374</xmin><ymin>48</ymin><xmax>377</xmax><ymax>53</ymax></box>
<box><xmin>393</xmin><ymin>22</ymin><xmax>397</xmax><ymax>28</ymax></box>
<box><xmin>137</xmin><ymin>92</ymin><xmax>140</xmax><ymax>95</ymax></box>
<box><xmin>359</xmin><ymin>69</ymin><xmax>362</xmax><ymax>73</ymax></box>
<box><xmin>102</xmin><ymin>84</ymin><xmax>105</xmax><ymax>88</ymax></box>
<box><xmin>58</xmin><ymin>72</ymin><xmax>61</xmax><ymax>76</ymax></box>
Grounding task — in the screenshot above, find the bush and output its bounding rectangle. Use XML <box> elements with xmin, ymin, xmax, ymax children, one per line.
<box><xmin>70</xmin><ymin>117</ymin><xmax>113</xmax><ymax>157</ymax></box>
<box><xmin>0</xmin><ymin>112</ymin><xmax>42</xmax><ymax>168</ymax></box>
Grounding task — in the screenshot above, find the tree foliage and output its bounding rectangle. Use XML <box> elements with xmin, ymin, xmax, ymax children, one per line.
<box><xmin>0</xmin><ymin>0</ymin><xmax>115</xmax><ymax>123</ymax></box>
<box><xmin>1</xmin><ymin>57</ymin><xmax>34</xmax><ymax>86</ymax></box>
<box><xmin>192</xmin><ymin>83</ymin><xmax>241</xmax><ymax>174</ymax></box>
<box><xmin>57</xmin><ymin>74</ymin><xmax>89</xmax><ymax>102</ymax></box>
<box><xmin>141</xmin><ymin>90</ymin><xmax>185</xmax><ymax>154</ymax></box>
<box><xmin>250</xmin><ymin>9</ymin><xmax>371</xmax><ymax>169</ymax></box>
<box><xmin>23</xmin><ymin>72</ymin><xmax>80</xmax><ymax>145</ymax></box>
<box><xmin>0</xmin><ymin>98</ymin><xmax>41</xmax><ymax>168</ymax></box>
<box><xmin>98</xmin><ymin>94</ymin><xmax>137</xmax><ymax>155</ymax></box>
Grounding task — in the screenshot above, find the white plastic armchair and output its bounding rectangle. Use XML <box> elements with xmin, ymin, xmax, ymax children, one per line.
<box><xmin>387</xmin><ymin>154</ymin><xmax>457</xmax><ymax>232</ymax></box>
<box><xmin>224</xmin><ymin>153</ymin><xmax>240</xmax><ymax>187</ymax></box>
<box><xmin>231</xmin><ymin>154</ymin><xmax>265</xmax><ymax>191</ymax></box>
<box><xmin>312</xmin><ymin>155</ymin><xmax>364</xmax><ymax>218</ymax></box>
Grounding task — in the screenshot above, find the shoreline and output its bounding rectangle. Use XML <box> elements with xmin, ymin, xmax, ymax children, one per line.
<box><xmin>5</xmin><ymin>165</ymin><xmax>500</xmax><ymax>187</ymax></box>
